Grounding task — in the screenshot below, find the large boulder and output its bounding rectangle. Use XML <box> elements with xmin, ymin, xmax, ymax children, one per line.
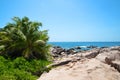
<box><xmin>87</xmin><ymin>45</ymin><xmax>98</xmax><ymax>49</ymax></box>
<box><xmin>38</xmin><ymin>58</ymin><xmax>120</xmax><ymax>80</ymax></box>
<box><xmin>81</xmin><ymin>48</ymin><xmax>100</xmax><ymax>59</ymax></box>
<box><xmin>104</xmin><ymin>51</ymin><xmax>120</xmax><ymax>72</ymax></box>
<box><xmin>38</xmin><ymin>46</ymin><xmax>120</xmax><ymax>80</ymax></box>
<box><xmin>96</xmin><ymin>46</ymin><xmax>120</xmax><ymax>73</ymax></box>
<box><xmin>51</xmin><ymin>46</ymin><xmax>66</xmax><ymax>57</ymax></box>
<box><xmin>96</xmin><ymin>46</ymin><xmax>120</xmax><ymax>62</ymax></box>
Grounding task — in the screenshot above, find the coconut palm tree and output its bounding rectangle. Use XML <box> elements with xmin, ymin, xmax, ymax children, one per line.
<box><xmin>0</xmin><ymin>17</ymin><xmax>51</xmax><ymax>60</ymax></box>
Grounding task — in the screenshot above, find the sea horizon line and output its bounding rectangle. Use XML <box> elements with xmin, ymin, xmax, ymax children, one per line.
<box><xmin>48</xmin><ymin>41</ymin><xmax>120</xmax><ymax>42</ymax></box>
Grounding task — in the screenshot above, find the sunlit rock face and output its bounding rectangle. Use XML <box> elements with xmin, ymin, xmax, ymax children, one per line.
<box><xmin>38</xmin><ymin>46</ymin><xmax>120</xmax><ymax>80</ymax></box>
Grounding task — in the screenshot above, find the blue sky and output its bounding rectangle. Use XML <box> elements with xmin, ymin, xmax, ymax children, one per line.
<box><xmin>0</xmin><ymin>0</ymin><xmax>120</xmax><ymax>42</ymax></box>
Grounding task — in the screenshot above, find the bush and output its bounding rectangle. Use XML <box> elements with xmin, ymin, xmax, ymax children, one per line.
<box><xmin>0</xmin><ymin>74</ymin><xmax>16</xmax><ymax>80</ymax></box>
<box><xmin>0</xmin><ymin>56</ymin><xmax>51</xmax><ymax>80</ymax></box>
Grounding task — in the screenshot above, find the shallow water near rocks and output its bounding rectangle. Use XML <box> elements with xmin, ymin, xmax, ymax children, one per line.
<box><xmin>49</xmin><ymin>42</ymin><xmax>120</xmax><ymax>49</ymax></box>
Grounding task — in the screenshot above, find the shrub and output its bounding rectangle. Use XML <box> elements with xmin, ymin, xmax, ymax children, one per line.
<box><xmin>0</xmin><ymin>56</ymin><xmax>51</xmax><ymax>80</ymax></box>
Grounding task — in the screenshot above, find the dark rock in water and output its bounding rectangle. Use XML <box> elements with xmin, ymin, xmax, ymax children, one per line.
<box><xmin>101</xmin><ymin>46</ymin><xmax>109</xmax><ymax>48</ymax></box>
<box><xmin>75</xmin><ymin>46</ymin><xmax>81</xmax><ymax>49</ymax></box>
<box><xmin>66</xmin><ymin>49</ymin><xmax>75</xmax><ymax>54</ymax></box>
<box><xmin>51</xmin><ymin>46</ymin><xmax>66</xmax><ymax>55</ymax></box>
<box><xmin>66</xmin><ymin>46</ymin><xmax>82</xmax><ymax>54</ymax></box>
<box><xmin>51</xmin><ymin>46</ymin><xmax>81</xmax><ymax>57</ymax></box>
<box><xmin>68</xmin><ymin>48</ymin><xmax>75</xmax><ymax>50</ymax></box>
<box><xmin>51</xmin><ymin>46</ymin><xmax>89</xmax><ymax>57</ymax></box>
<box><xmin>87</xmin><ymin>45</ymin><xmax>98</xmax><ymax>49</ymax></box>
<box><xmin>53</xmin><ymin>46</ymin><xmax>61</xmax><ymax>48</ymax></box>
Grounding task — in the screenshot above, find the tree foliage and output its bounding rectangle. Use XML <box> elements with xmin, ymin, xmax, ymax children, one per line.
<box><xmin>0</xmin><ymin>17</ymin><xmax>51</xmax><ymax>60</ymax></box>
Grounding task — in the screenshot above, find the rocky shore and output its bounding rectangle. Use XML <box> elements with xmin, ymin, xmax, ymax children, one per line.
<box><xmin>38</xmin><ymin>46</ymin><xmax>120</xmax><ymax>80</ymax></box>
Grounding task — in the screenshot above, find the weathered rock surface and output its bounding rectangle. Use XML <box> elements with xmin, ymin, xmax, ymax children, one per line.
<box><xmin>38</xmin><ymin>59</ymin><xmax>120</xmax><ymax>80</ymax></box>
<box><xmin>38</xmin><ymin>46</ymin><xmax>120</xmax><ymax>80</ymax></box>
<box><xmin>95</xmin><ymin>46</ymin><xmax>120</xmax><ymax>72</ymax></box>
<box><xmin>50</xmin><ymin>46</ymin><xmax>83</xmax><ymax>57</ymax></box>
<box><xmin>87</xmin><ymin>45</ymin><xmax>98</xmax><ymax>49</ymax></box>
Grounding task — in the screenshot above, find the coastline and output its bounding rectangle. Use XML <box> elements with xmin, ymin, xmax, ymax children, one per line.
<box><xmin>38</xmin><ymin>46</ymin><xmax>120</xmax><ymax>80</ymax></box>
<box><xmin>49</xmin><ymin>42</ymin><xmax>120</xmax><ymax>49</ymax></box>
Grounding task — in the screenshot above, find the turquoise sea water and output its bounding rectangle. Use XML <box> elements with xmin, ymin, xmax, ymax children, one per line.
<box><xmin>49</xmin><ymin>42</ymin><xmax>120</xmax><ymax>49</ymax></box>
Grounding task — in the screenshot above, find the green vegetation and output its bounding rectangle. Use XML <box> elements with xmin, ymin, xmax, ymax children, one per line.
<box><xmin>0</xmin><ymin>17</ymin><xmax>52</xmax><ymax>80</ymax></box>
<box><xmin>0</xmin><ymin>56</ymin><xmax>51</xmax><ymax>80</ymax></box>
<box><xmin>0</xmin><ymin>17</ymin><xmax>51</xmax><ymax>60</ymax></box>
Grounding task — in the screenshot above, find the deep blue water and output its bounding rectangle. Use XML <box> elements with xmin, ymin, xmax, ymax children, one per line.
<box><xmin>49</xmin><ymin>42</ymin><xmax>120</xmax><ymax>49</ymax></box>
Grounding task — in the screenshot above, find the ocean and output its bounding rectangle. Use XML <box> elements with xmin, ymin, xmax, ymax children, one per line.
<box><xmin>49</xmin><ymin>42</ymin><xmax>120</xmax><ymax>49</ymax></box>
